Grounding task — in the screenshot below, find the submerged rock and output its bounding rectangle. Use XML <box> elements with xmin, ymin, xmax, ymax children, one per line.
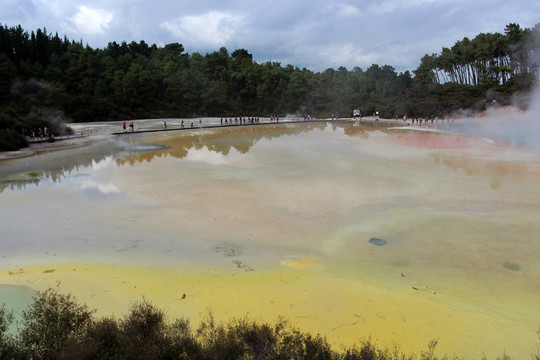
<box><xmin>502</xmin><ymin>262</ymin><xmax>520</xmax><ymax>271</ymax></box>
<box><xmin>369</xmin><ymin>238</ymin><xmax>387</xmax><ymax>246</ymax></box>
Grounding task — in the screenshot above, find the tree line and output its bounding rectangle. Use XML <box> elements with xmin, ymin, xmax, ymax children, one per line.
<box><xmin>415</xmin><ymin>23</ymin><xmax>539</xmax><ymax>86</ymax></box>
<box><xmin>0</xmin><ymin>22</ymin><xmax>538</xmax><ymax>150</ymax></box>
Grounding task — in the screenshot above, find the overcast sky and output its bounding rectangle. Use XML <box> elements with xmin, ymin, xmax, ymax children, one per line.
<box><xmin>2</xmin><ymin>0</ymin><xmax>539</xmax><ymax>72</ymax></box>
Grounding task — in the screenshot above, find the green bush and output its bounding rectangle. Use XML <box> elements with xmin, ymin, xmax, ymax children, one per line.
<box><xmin>0</xmin><ymin>305</ymin><xmax>17</xmax><ymax>359</ymax></box>
<box><xmin>18</xmin><ymin>288</ymin><xmax>94</xmax><ymax>359</ymax></box>
<box><xmin>0</xmin><ymin>128</ymin><xmax>28</xmax><ymax>151</ymax></box>
<box><xmin>59</xmin><ymin>298</ymin><xmax>201</xmax><ymax>360</ymax></box>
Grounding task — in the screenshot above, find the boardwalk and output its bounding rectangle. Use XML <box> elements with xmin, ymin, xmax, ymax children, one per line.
<box><xmin>26</xmin><ymin>132</ymin><xmax>91</xmax><ymax>143</ymax></box>
<box><xmin>111</xmin><ymin>117</ymin><xmax>404</xmax><ymax>136</ymax></box>
<box><xmin>1</xmin><ymin>117</ymin><xmax>418</xmax><ymax>161</ymax></box>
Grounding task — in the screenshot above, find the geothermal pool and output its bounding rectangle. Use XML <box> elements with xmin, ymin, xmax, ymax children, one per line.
<box><xmin>1</xmin><ymin>122</ymin><xmax>539</xmax><ymax>358</ymax></box>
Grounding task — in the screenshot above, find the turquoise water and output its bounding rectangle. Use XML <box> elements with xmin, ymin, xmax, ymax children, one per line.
<box><xmin>0</xmin><ymin>284</ymin><xmax>35</xmax><ymax>333</ymax></box>
<box><xmin>0</xmin><ymin>285</ymin><xmax>35</xmax><ymax>312</ymax></box>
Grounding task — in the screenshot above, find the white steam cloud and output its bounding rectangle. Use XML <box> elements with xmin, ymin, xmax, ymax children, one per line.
<box><xmin>454</xmin><ymin>93</ymin><xmax>540</xmax><ymax>151</ymax></box>
<box><xmin>447</xmin><ymin>27</ymin><xmax>540</xmax><ymax>151</ymax></box>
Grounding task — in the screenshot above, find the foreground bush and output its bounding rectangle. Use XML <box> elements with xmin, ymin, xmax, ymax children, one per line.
<box><xmin>18</xmin><ymin>288</ymin><xmax>94</xmax><ymax>359</ymax></box>
<box><xmin>0</xmin><ymin>305</ymin><xmax>17</xmax><ymax>359</ymax></box>
<box><xmin>0</xmin><ymin>129</ymin><xmax>28</xmax><ymax>151</ymax></box>
<box><xmin>0</xmin><ymin>288</ymin><xmax>537</xmax><ymax>359</ymax></box>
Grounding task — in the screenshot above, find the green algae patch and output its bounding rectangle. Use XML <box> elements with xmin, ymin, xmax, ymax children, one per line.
<box><xmin>26</xmin><ymin>171</ymin><xmax>44</xmax><ymax>178</ymax></box>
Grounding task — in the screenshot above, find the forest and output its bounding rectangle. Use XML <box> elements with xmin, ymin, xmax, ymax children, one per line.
<box><xmin>0</xmin><ymin>22</ymin><xmax>538</xmax><ymax>150</ymax></box>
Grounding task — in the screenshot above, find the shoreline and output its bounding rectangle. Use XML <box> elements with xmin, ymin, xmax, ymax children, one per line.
<box><xmin>0</xmin><ymin>135</ymin><xmax>99</xmax><ymax>160</ymax></box>
<box><xmin>1</xmin><ymin>104</ymin><xmax>528</xmax><ymax>161</ymax></box>
<box><xmin>0</xmin><ymin>116</ymin><xmax>435</xmax><ymax>161</ymax></box>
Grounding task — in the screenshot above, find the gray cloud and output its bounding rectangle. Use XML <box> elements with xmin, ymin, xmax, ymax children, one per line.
<box><xmin>1</xmin><ymin>0</ymin><xmax>538</xmax><ymax>72</ymax></box>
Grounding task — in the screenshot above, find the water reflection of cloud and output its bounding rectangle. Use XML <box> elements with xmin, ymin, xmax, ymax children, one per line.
<box><xmin>184</xmin><ymin>147</ymin><xmax>245</xmax><ymax>165</ymax></box>
<box><xmin>81</xmin><ymin>180</ymin><xmax>122</xmax><ymax>196</ymax></box>
<box><xmin>91</xmin><ymin>156</ymin><xmax>115</xmax><ymax>171</ymax></box>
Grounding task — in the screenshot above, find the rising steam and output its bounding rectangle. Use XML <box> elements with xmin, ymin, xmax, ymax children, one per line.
<box><xmin>450</xmin><ymin>90</ymin><xmax>540</xmax><ymax>151</ymax></box>
<box><xmin>445</xmin><ymin>27</ymin><xmax>540</xmax><ymax>151</ymax></box>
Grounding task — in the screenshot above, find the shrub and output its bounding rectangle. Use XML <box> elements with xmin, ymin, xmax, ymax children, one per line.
<box><xmin>165</xmin><ymin>318</ymin><xmax>202</xmax><ymax>359</ymax></box>
<box><xmin>0</xmin><ymin>305</ymin><xmax>17</xmax><ymax>359</ymax></box>
<box><xmin>343</xmin><ymin>340</ymin><xmax>378</xmax><ymax>360</ymax></box>
<box><xmin>119</xmin><ymin>298</ymin><xmax>171</xmax><ymax>359</ymax></box>
<box><xmin>60</xmin><ymin>317</ymin><xmax>121</xmax><ymax>359</ymax></box>
<box><xmin>278</xmin><ymin>327</ymin><xmax>336</xmax><ymax>360</ymax></box>
<box><xmin>60</xmin><ymin>299</ymin><xmax>202</xmax><ymax>360</ymax></box>
<box><xmin>122</xmin><ymin>298</ymin><xmax>165</xmax><ymax>341</ymax></box>
<box><xmin>232</xmin><ymin>317</ymin><xmax>283</xmax><ymax>359</ymax></box>
<box><xmin>196</xmin><ymin>312</ymin><xmax>245</xmax><ymax>360</ymax></box>
<box><xmin>18</xmin><ymin>288</ymin><xmax>94</xmax><ymax>359</ymax></box>
<box><xmin>0</xmin><ymin>128</ymin><xmax>28</xmax><ymax>151</ymax></box>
